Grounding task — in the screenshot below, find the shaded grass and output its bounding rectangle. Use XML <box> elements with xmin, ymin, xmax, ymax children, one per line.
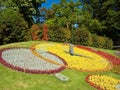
<box><xmin>0</xmin><ymin>41</ymin><xmax>120</xmax><ymax>90</ymax></box>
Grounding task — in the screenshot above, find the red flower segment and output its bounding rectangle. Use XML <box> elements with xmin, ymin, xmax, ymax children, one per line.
<box><xmin>77</xmin><ymin>45</ymin><xmax>120</xmax><ymax>66</ymax></box>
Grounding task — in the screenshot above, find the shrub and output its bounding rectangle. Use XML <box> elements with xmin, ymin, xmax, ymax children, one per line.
<box><xmin>41</xmin><ymin>24</ymin><xmax>49</xmax><ymax>41</ymax></box>
<box><xmin>0</xmin><ymin>8</ymin><xmax>29</xmax><ymax>45</ymax></box>
<box><xmin>48</xmin><ymin>27</ymin><xmax>71</xmax><ymax>43</ymax></box>
<box><xmin>71</xmin><ymin>29</ymin><xmax>92</xmax><ymax>46</ymax></box>
<box><xmin>92</xmin><ymin>34</ymin><xmax>113</xmax><ymax>49</ymax></box>
<box><xmin>104</xmin><ymin>37</ymin><xmax>113</xmax><ymax>49</ymax></box>
<box><xmin>28</xmin><ymin>24</ymin><xmax>43</xmax><ymax>41</ymax></box>
<box><xmin>92</xmin><ymin>34</ymin><xmax>105</xmax><ymax>48</ymax></box>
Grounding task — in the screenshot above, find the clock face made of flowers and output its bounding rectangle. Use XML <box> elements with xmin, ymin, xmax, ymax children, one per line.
<box><xmin>0</xmin><ymin>42</ymin><xmax>120</xmax><ymax>74</ymax></box>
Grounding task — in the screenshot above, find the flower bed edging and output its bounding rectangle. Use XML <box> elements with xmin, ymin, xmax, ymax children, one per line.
<box><xmin>77</xmin><ymin>45</ymin><xmax>120</xmax><ymax>66</ymax></box>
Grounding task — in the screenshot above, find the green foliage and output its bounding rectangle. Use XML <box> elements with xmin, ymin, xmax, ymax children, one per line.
<box><xmin>50</xmin><ymin>0</ymin><xmax>81</xmax><ymax>29</ymax></box>
<box><xmin>83</xmin><ymin>0</ymin><xmax>120</xmax><ymax>45</ymax></box>
<box><xmin>12</xmin><ymin>0</ymin><xmax>45</xmax><ymax>25</ymax></box>
<box><xmin>48</xmin><ymin>1</ymin><xmax>103</xmax><ymax>41</ymax></box>
<box><xmin>76</xmin><ymin>11</ymin><xmax>103</xmax><ymax>34</ymax></box>
<box><xmin>0</xmin><ymin>8</ymin><xmax>29</xmax><ymax>45</ymax></box>
<box><xmin>71</xmin><ymin>29</ymin><xmax>92</xmax><ymax>46</ymax></box>
<box><xmin>48</xmin><ymin>26</ymin><xmax>71</xmax><ymax>43</ymax></box>
<box><xmin>45</xmin><ymin>19</ymin><xmax>55</xmax><ymax>27</ymax></box>
<box><xmin>92</xmin><ymin>34</ymin><xmax>106</xmax><ymax>48</ymax></box>
<box><xmin>104</xmin><ymin>37</ymin><xmax>113</xmax><ymax>49</ymax></box>
<box><xmin>92</xmin><ymin>34</ymin><xmax>113</xmax><ymax>49</ymax></box>
<box><xmin>89</xmin><ymin>19</ymin><xmax>102</xmax><ymax>33</ymax></box>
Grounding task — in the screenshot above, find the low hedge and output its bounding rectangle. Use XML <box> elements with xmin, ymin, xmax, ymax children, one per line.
<box><xmin>92</xmin><ymin>34</ymin><xmax>113</xmax><ymax>49</ymax></box>
<box><xmin>70</xmin><ymin>29</ymin><xmax>92</xmax><ymax>46</ymax></box>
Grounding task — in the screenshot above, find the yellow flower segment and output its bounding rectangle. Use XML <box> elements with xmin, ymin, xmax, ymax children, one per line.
<box><xmin>35</xmin><ymin>43</ymin><xmax>112</xmax><ymax>72</ymax></box>
<box><xmin>88</xmin><ymin>75</ymin><xmax>120</xmax><ymax>90</ymax></box>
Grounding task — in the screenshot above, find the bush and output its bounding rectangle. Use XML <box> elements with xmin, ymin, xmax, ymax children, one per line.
<box><xmin>92</xmin><ymin>34</ymin><xmax>105</xmax><ymax>48</ymax></box>
<box><xmin>27</xmin><ymin>24</ymin><xmax>43</xmax><ymax>41</ymax></box>
<box><xmin>92</xmin><ymin>34</ymin><xmax>113</xmax><ymax>49</ymax></box>
<box><xmin>104</xmin><ymin>37</ymin><xmax>113</xmax><ymax>49</ymax></box>
<box><xmin>48</xmin><ymin>27</ymin><xmax>71</xmax><ymax>43</ymax></box>
<box><xmin>71</xmin><ymin>29</ymin><xmax>92</xmax><ymax>46</ymax></box>
<box><xmin>0</xmin><ymin>8</ymin><xmax>29</xmax><ymax>45</ymax></box>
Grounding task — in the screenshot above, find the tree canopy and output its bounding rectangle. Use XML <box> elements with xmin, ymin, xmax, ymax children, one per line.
<box><xmin>12</xmin><ymin>0</ymin><xmax>46</xmax><ymax>25</ymax></box>
<box><xmin>0</xmin><ymin>0</ymin><xmax>29</xmax><ymax>44</ymax></box>
<box><xmin>0</xmin><ymin>0</ymin><xmax>119</xmax><ymax>48</ymax></box>
<box><xmin>83</xmin><ymin>0</ymin><xmax>120</xmax><ymax>45</ymax></box>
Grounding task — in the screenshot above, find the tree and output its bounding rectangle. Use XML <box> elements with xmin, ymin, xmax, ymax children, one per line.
<box><xmin>45</xmin><ymin>0</ymin><xmax>102</xmax><ymax>33</ymax></box>
<box><xmin>83</xmin><ymin>0</ymin><xmax>120</xmax><ymax>45</ymax></box>
<box><xmin>0</xmin><ymin>0</ymin><xmax>6</xmax><ymax>11</ymax></box>
<box><xmin>0</xmin><ymin>8</ymin><xmax>29</xmax><ymax>45</ymax></box>
<box><xmin>12</xmin><ymin>0</ymin><xmax>45</xmax><ymax>26</ymax></box>
<box><xmin>49</xmin><ymin>0</ymin><xmax>81</xmax><ymax>29</ymax></box>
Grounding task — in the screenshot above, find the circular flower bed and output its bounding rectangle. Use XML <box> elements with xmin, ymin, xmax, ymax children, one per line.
<box><xmin>86</xmin><ymin>74</ymin><xmax>120</xmax><ymax>90</ymax></box>
<box><xmin>0</xmin><ymin>48</ymin><xmax>66</xmax><ymax>74</ymax></box>
<box><xmin>35</xmin><ymin>43</ymin><xmax>113</xmax><ymax>72</ymax></box>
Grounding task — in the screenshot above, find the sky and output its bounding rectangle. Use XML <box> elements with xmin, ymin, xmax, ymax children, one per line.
<box><xmin>41</xmin><ymin>0</ymin><xmax>78</xmax><ymax>9</ymax></box>
<box><xmin>41</xmin><ymin>0</ymin><xmax>60</xmax><ymax>9</ymax></box>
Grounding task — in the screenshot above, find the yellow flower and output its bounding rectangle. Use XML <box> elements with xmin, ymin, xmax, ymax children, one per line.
<box><xmin>35</xmin><ymin>43</ymin><xmax>112</xmax><ymax>72</ymax></box>
<box><xmin>88</xmin><ymin>75</ymin><xmax>120</xmax><ymax>90</ymax></box>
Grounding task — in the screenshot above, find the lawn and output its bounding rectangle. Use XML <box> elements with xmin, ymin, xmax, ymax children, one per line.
<box><xmin>0</xmin><ymin>41</ymin><xmax>120</xmax><ymax>90</ymax></box>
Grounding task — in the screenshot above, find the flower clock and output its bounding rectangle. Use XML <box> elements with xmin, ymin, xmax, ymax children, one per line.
<box><xmin>0</xmin><ymin>42</ymin><xmax>120</xmax><ymax>73</ymax></box>
<box><xmin>0</xmin><ymin>42</ymin><xmax>120</xmax><ymax>90</ymax></box>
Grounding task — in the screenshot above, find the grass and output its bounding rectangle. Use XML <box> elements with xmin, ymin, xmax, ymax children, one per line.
<box><xmin>0</xmin><ymin>41</ymin><xmax>120</xmax><ymax>90</ymax></box>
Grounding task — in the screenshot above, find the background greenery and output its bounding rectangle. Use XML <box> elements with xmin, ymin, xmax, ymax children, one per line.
<box><xmin>0</xmin><ymin>0</ymin><xmax>120</xmax><ymax>48</ymax></box>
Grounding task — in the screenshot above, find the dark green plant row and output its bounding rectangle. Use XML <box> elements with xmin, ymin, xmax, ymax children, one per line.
<box><xmin>47</xmin><ymin>26</ymin><xmax>113</xmax><ymax>49</ymax></box>
<box><xmin>27</xmin><ymin>24</ymin><xmax>113</xmax><ymax>49</ymax></box>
